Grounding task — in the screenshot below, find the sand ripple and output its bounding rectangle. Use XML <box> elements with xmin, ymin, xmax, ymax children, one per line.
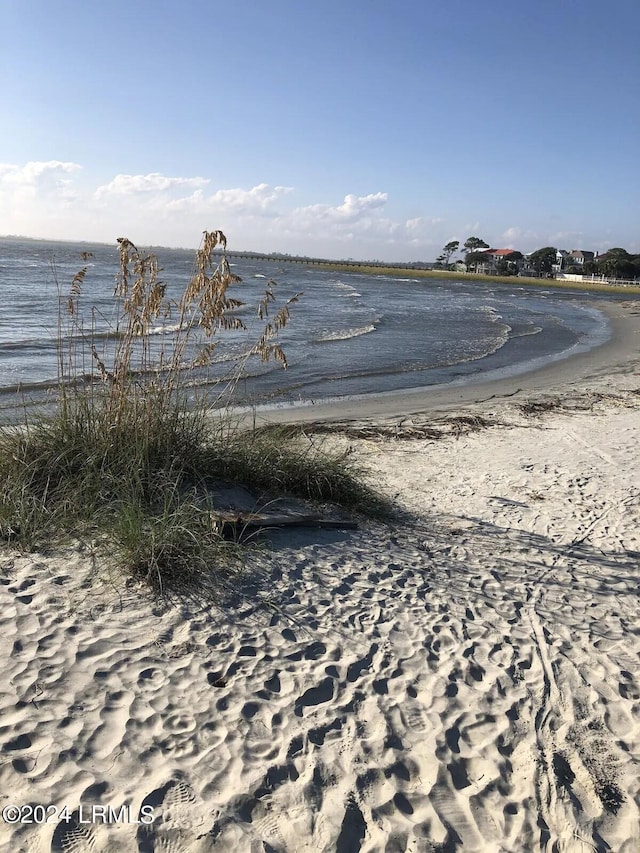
<box><xmin>1</xmin><ymin>399</ymin><xmax>639</xmax><ymax>851</ymax></box>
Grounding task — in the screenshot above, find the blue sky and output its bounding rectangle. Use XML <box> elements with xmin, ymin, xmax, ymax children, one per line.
<box><xmin>1</xmin><ymin>0</ymin><xmax>638</xmax><ymax>260</ymax></box>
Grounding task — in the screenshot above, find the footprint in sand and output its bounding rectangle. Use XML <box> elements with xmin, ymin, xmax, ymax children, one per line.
<box><xmin>250</xmin><ymin>802</ymin><xmax>293</xmax><ymax>848</ymax></box>
<box><xmin>402</xmin><ymin>702</ymin><xmax>430</xmax><ymax>734</ymax></box>
<box><xmin>136</xmin><ymin>779</ymin><xmax>208</xmax><ymax>853</ymax></box>
<box><xmin>137</xmin><ymin>667</ymin><xmax>168</xmax><ymax>693</ymax></box>
<box><xmin>50</xmin><ymin>814</ymin><xmax>98</xmax><ymax>852</ymax></box>
<box><xmin>86</xmin><ymin>689</ymin><xmax>134</xmax><ymax>761</ymax></box>
<box><xmin>294</xmin><ymin>677</ymin><xmax>335</xmax><ymax>717</ymax></box>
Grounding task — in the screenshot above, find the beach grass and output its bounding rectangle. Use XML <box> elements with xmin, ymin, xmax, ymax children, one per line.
<box><xmin>0</xmin><ymin>232</ymin><xmax>386</xmax><ymax>597</ymax></box>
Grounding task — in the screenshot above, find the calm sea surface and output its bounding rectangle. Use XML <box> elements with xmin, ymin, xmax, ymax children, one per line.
<box><xmin>0</xmin><ymin>237</ymin><xmax>618</xmax><ymax>420</ymax></box>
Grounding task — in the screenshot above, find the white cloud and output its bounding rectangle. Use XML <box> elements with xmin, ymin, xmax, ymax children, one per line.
<box><xmin>0</xmin><ymin>161</ymin><xmax>83</xmax><ymax>220</ymax></box>
<box><xmin>0</xmin><ymin>160</ymin><xmax>82</xmax><ymax>186</ymax></box>
<box><xmin>1</xmin><ymin>160</ymin><xmax>635</xmax><ymax>261</ymax></box>
<box><xmin>94</xmin><ymin>175</ymin><xmax>294</xmax><ymax>220</ymax></box>
<box><xmin>0</xmin><ymin>161</ymin><xmax>455</xmax><ymax>259</ymax></box>
<box><xmin>0</xmin><ymin>161</ymin><xmax>82</xmax><ymax>203</ymax></box>
<box><xmin>501</xmin><ymin>226</ymin><xmax>603</xmax><ymax>253</ymax></box>
<box><xmin>405</xmin><ymin>217</ymin><xmax>423</xmax><ymax>232</ymax></box>
<box><xmin>335</xmin><ymin>192</ymin><xmax>388</xmax><ymax>217</ymax></box>
<box><xmin>263</xmin><ymin>193</ymin><xmax>455</xmax><ymax>260</ymax></box>
<box><xmin>548</xmin><ymin>230</ymin><xmax>584</xmax><ymax>247</ymax></box>
<box><xmin>95</xmin><ymin>172</ymin><xmax>209</xmax><ymax>198</ymax></box>
<box><xmin>208</xmin><ymin>183</ymin><xmax>293</xmax><ymax>211</ymax></box>
<box><xmin>289</xmin><ymin>192</ymin><xmax>388</xmax><ymax>227</ymax></box>
<box><xmin>499</xmin><ymin>226</ymin><xmax>540</xmax><ymax>248</ymax></box>
<box><xmin>127</xmin><ymin>182</ymin><xmax>294</xmax><ymax>220</ymax></box>
<box><xmin>501</xmin><ymin>226</ymin><xmax>523</xmax><ymax>242</ymax></box>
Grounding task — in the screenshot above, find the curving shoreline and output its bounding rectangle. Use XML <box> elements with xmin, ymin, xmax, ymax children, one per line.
<box><xmin>251</xmin><ymin>300</ymin><xmax>640</xmax><ymax>425</ymax></box>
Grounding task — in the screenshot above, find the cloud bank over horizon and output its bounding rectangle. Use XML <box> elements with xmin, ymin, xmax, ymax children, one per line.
<box><xmin>0</xmin><ymin>160</ymin><xmax>635</xmax><ymax>260</ymax></box>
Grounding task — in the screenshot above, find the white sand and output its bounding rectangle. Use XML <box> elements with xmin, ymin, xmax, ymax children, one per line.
<box><xmin>1</xmin><ymin>302</ymin><xmax>640</xmax><ymax>852</ymax></box>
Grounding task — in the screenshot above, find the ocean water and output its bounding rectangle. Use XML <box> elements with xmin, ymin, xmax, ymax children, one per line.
<box><xmin>0</xmin><ymin>237</ymin><xmax>616</xmax><ymax>419</ymax></box>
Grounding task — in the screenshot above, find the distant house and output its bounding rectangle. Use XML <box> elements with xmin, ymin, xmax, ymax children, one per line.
<box><xmin>462</xmin><ymin>245</ymin><xmax>597</xmax><ymax>278</ymax></box>
<box><xmin>568</xmin><ymin>250</ymin><xmax>595</xmax><ymax>266</ymax></box>
<box><xmin>474</xmin><ymin>248</ymin><xmax>523</xmax><ymax>275</ymax></box>
<box><xmin>552</xmin><ymin>249</ymin><xmax>570</xmax><ymax>274</ymax></box>
<box><xmin>549</xmin><ymin>248</ymin><xmax>597</xmax><ymax>275</ymax></box>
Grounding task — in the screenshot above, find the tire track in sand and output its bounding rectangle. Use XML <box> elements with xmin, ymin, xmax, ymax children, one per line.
<box><xmin>527</xmin><ymin>584</ymin><xmax>621</xmax><ymax>853</ymax></box>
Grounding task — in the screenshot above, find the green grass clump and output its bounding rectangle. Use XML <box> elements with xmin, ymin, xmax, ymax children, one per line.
<box><xmin>0</xmin><ymin>232</ymin><xmax>386</xmax><ymax>599</ymax></box>
<box><xmin>202</xmin><ymin>423</ymin><xmax>388</xmax><ymax>515</ymax></box>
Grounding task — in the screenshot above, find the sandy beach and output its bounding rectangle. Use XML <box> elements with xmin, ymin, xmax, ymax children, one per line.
<box><xmin>1</xmin><ymin>299</ymin><xmax>639</xmax><ymax>852</ymax></box>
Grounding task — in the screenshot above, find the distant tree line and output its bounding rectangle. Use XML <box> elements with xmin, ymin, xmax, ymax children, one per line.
<box><xmin>436</xmin><ymin>238</ymin><xmax>490</xmax><ymax>269</ymax></box>
<box><xmin>435</xmin><ymin>237</ymin><xmax>640</xmax><ymax>280</ymax></box>
<box><xmin>530</xmin><ymin>246</ymin><xmax>640</xmax><ymax>279</ymax></box>
<box><xmin>436</xmin><ymin>237</ymin><xmax>522</xmax><ymax>274</ymax></box>
<box><xmin>578</xmin><ymin>248</ymin><xmax>640</xmax><ymax>280</ymax></box>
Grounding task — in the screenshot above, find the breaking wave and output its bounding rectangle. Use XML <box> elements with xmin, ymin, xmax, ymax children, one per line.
<box><xmin>312</xmin><ymin>324</ymin><xmax>377</xmax><ymax>343</ymax></box>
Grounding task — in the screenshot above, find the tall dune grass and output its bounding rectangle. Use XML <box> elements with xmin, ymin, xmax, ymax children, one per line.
<box><xmin>0</xmin><ymin>232</ymin><xmax>387</xmax><ymax>597</ymax></box>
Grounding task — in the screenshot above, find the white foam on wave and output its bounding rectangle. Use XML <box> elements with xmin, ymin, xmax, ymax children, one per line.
<box><xmin>147</xmin><ymin>323</ymin><xmax>182</xmax><ymax>336</ymax></box>
<box><xmin>312</xmin><ymin>324</ymin><xmax>376</xmax><ymax>343</ymax></box>
<box><xmin>510</xmin><ymin>325</ymin><xmax>543</xmax><ymax>339</ymax></box>
<box><xmin>333</xmin><ymin>280</ymin><xmax>361</xmax><ymax>295</ymax></box>
<box><xmin>478</xmin><ymin>304</ymin><xmax>504</xmax><ymax>322</ymax></box>
<box><xmin>432</xmin><ymin>328</ymin><xmax>511</xmax><ymax>369</ymax></box>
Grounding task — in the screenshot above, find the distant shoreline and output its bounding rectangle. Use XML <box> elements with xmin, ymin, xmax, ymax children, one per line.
<box><xmin>218</xmin><ymin>250</ymin><xmax>640</xmax><ymax>295</ymax></box>
<box><xmin>313</xmin><ymin>264</ymin><xmax>640</xmax><ymax>295</ymax></box>
<box><xmin>3</xmin><ymin>236</ymin><xmax>638</xmax><ymax>295</ymax></box>
<box><xmin>258</xmin><ymin>258</ymin><xmax>640</xmax><ymax>295</ymax></box>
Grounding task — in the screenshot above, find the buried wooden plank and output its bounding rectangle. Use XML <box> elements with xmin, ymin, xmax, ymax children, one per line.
<box><xmin>212</xmin><ymin>510</ymin><xmax>358</xmax><ymax>535</ymax></box>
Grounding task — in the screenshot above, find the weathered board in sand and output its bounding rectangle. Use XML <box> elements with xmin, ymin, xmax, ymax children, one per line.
<box><xmin>212</xmin><ymin>510</ymin><xmax>358</xmax><ymax>537</ymax></box>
